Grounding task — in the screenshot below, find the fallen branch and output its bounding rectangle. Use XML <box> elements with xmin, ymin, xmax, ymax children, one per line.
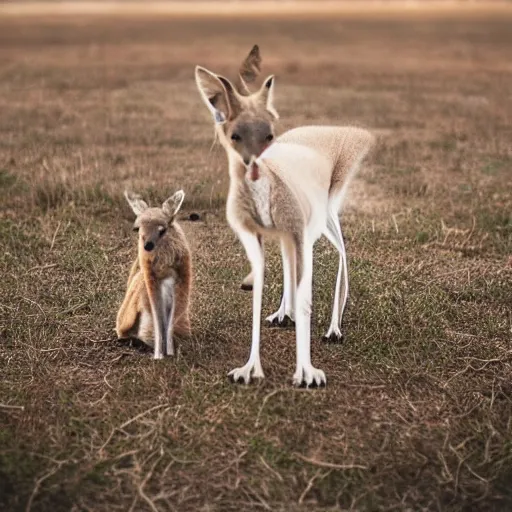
<box><xmin>298</xmin><ymin>469</ymin><xmax>322</xmax><ymax>504</ymax></box>
<box><xmin>137</xmin><ymin>451</ymin><xmax>164</xmax><ymax>512</ymax></box>
<box><xmin>0</xmin><ymin>403</ymin><xmax>24</xmax><ymax>411</ymax></box>
<box><xmin>26</xmin><ymin>461</ymin><xmax>65</xmax><ymax>512</ymax></box>
<box><xmin>293</xmin><ymin>452</ymin><xmax>367</xmax><ymax>471</ymax></box>
<box><xmin>259</xmin><ymin>455</ymin><xmax>283</xmax><ymax>483</ymax></box>
<box><xmin>443</xmin><ymin>358</ymin><xmax>509</xmax><ymax>388</ymax></box>
<box><xmin>98</xmin><ymin>404</ymin><xmax>170</xmax><ymax>456</ymax></box>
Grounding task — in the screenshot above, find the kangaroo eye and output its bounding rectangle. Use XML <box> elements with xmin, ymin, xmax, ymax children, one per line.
<box><xmin>265</xmin><ymin>134</ymin><xmax>274</xmax><ymax>142</ymax></box>
<box><xmin>158</xmin><ymin>227</ymin><xmax>167</xmax><ymax>237</ymax></box>
<box><xmin>231</xmin><ymin>133</ymin><xmax>241</xmax><ymax>142</ymax></box>
<box><xmin>133</xmin><ymin>226</ymin><xmax>139</xmax><ymax>233</ymax></box>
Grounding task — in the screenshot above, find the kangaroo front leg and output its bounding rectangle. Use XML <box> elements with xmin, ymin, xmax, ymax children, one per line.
<box><xmin>164</xmin><ymin>281</ymin><xmax>176</xmax><ymax>357</ymax></box>
<box><xmin>229</xmin><ymin>230</ymin><xmax>265</xmax><ymax>383</ymax></box>
<box><xmin>147</xmin><ymin>282</ymin><xmax>165</xmax><ymax>360</ymax></box>
<box><xmin>293</xmin><ymin>235</ymin><xmax>326</xmax><ymax>388</ymax></box>
<box><xmin>265</xmin><ymin>236</ymin><xmax>296</xmax><ymax>328</ymax></box>
<box><xmin>240</xmin><ymin>235</ymin><xmax>263</xmax><ymax>291</ymax></box>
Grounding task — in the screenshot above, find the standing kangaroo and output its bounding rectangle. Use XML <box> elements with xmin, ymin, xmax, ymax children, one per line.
<box><xmin>195</xmin><ymin>46</ymin><xmax>374</xmax><ymax>386</ymax></box>
<box><xmin>116</xmin><ymin>190</ymin><xmax>192</xmax><ymax>359</ymax></box>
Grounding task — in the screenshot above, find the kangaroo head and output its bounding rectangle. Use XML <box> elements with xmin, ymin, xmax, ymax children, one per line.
<box><xmin>195</xmin><ymin>45</ymin><xmax>278</xmax><ymax>169</ymax></box>
<box><xmin>124</xmin><ymin>190</ymin><xmax>185</xmax><ymax>253</ymax></box>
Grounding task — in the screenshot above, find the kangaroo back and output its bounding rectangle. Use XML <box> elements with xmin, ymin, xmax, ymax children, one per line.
<box><xmin>277</xmin><ymin>125</ymin><xmax>375</xmax><ymax>204</ymax></box>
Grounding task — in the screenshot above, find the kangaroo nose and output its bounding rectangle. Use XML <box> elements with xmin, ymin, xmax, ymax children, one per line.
<box><xmin>144</xmin><ymin>241</ymin><xmax>155</xmax><ymax>252</ymax></box>
<box><xmin>243</xmin><ymin>157</ymin><xmax>251</xmax><ymax>165</ymax></box>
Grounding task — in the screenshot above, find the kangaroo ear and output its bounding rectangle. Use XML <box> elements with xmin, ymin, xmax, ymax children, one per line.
<box><xmin>195</xmin><ymin>66</ymin><xmax>241</xmax><ymax>123</ymax></box>
<box><xmin>237</xmin><ymin>44</ymin><xmax>261</xmax><ymax>95</ymax></box>
<box><xmin>162</xmin><ymin>190</ymin><xmax>185</xmax><ymax>218</ymax></box>
<box><xmin>124</xmin><ymin>191</ymin><xmax>148</xmax><ymax>216</ymax></box>
<box><xmin>257</xmin><ymin>75</ymin><xmax>279</xmax><ymax>120</ymax></box>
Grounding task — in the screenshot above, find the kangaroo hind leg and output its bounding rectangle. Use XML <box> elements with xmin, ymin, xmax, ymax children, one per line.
<box><xmin>265</xmin><ymin>235</ymin><xmax>296</xmax><ymax>329</ymax></box>
<box><xmin>173</xmin><ymin>275</ymin><xmax>192</xmax><ymax>338</ymax></box>
<box><xmin>116</xmin><ymin>271</ymin><xmax>144</xmax><ymax>339</ymax></box>
<box><xmin>322</xmin><ymin>209</ymin><xmax>348</xmax><ymax>343</ymax></box>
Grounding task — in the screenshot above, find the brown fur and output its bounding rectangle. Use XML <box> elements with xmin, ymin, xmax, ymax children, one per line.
<box><xmin>116</xmin><ymin>198</ymin><xmax>192</xmax><ymax>348</ymax></box>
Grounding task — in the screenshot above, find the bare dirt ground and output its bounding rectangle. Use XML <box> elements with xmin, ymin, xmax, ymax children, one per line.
<box><xmin>0</xmin><ymin>12</ymin><xmax>511</xmax><ymax>512</ymax></box>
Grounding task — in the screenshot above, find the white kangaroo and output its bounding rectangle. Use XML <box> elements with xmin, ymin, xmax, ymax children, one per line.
<box><xmin>195</xmin><ymin>46</ymin><xmax>374</xmax><ymax>386</ymax></box>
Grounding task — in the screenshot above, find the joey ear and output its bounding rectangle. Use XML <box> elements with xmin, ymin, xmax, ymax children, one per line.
<box><xmin>257</xmin><ymin>75</ymin><xmax>279</xmax><ymax>119</ymax></box>
<box><xmin>124</xmin><ymin>191</ymin><xmax>148</xmax><ymax>216</ymax></box>
<box><xmin>237</xmin><ymin>44</ymin><xmax>262</xmax><ymax>95</ymax></box>
<box><xmin>162</xmin><ymin>190</ymin><xmax>185</xmax><ymax>219</ymax></box>
<box><xmin>195</xmin><ymin>66</ymin><xmax>241</xmax><ymax>123</ymax></box>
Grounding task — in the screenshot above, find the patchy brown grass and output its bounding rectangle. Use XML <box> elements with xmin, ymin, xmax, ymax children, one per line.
<box><xmin>1</xmin><ymin>14</ymin><xmax>511</xmax><ymax>512</ymax></box>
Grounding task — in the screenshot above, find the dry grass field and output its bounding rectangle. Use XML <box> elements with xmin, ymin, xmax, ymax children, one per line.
<box><xmin>1</xmin><ymin>11</ymin><xmax>511</xmax><ymax>512</ymax></box>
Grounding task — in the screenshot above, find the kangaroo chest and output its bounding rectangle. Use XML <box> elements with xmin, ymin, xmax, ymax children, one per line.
<box><xmin>227</xmin><ymin>168</ymin><xmax>275</xmax><ymax>233</ymax></box>
<box><xmin>141</xmin><ymin>254</ymin><xmax>178</xmax><ymax>283</ymax></box>
<box><xmin>245</xmin><ymin>173</ymin><xmax>273</xmax><ymax>228</ymax></box>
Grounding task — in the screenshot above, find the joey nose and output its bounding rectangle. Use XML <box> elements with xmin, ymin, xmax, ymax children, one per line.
<box><xmin>144</xmin><ymin>241</ymin><xmax>155</xmax><ymax>252</ymax></box>
<box><xmin>243</xmin><ymin>157</ymin><xmax>251</xmax><ymax>166</ymax></box>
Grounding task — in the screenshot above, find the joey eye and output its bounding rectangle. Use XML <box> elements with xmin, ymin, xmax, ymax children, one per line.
<box><xmin>158</xmin><ymin>226</ymin><xmax>167</xmax><ymax>237</ymax></box>
<box><xmin>133</xmin><ymin>226</ymin><xmax>139</xmax><ymax>233</ymax></box>
<box><xmin>265</xmin><ymin>134</ymin><xmax>274</xmax><ymax>142</ymax></box>
<box><xmin>231</xmin><ymin>133</ymin><xmax>241</xmax><ymax>142</ymax></box>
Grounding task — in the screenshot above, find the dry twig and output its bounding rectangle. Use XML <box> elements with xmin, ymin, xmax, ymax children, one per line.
<box><xmin>293</xmin><ymin>453</ymin><xmax>367</xmax><ymax>471</ymax></box>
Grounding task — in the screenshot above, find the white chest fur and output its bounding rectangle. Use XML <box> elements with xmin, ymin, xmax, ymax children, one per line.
<box><xmin>246</xmin><ymin>173</ymin><xmax>273</xmax><ymax>228</ymax></box>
